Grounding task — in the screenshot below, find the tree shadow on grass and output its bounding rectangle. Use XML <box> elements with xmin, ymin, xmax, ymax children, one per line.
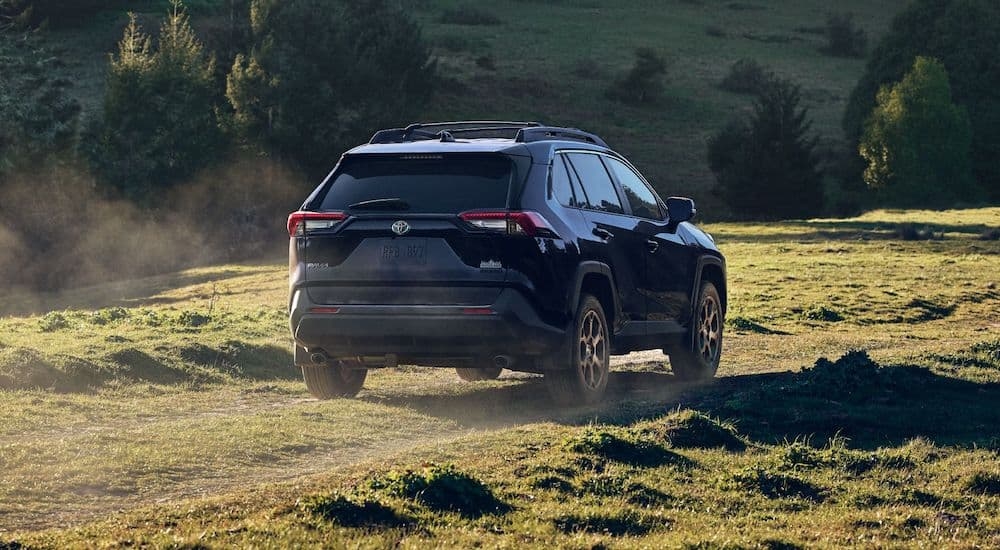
<box><xmin>366</xmin><ymin>353</ymin><xmax>1000</xmax><ymax>450</ymax></box>
<box><xmin>711</xmin><ymin>219</ymin><xmax>1000</xmax><ymax>244</ymax></box>
<box><xmin>697</xmin><ymin>353</ymin><xmax>1000</xmax><ymax>450</ymax></box>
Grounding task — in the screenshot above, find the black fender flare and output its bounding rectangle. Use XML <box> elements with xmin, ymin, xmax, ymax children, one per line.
<box><xmin>567</xmin><ymin>261</ymin><xmax>621</xmax><ymax>328</ymax></box>
<box><xmin>689</xmin><ymin>255</ymin><xmax>727</xmax><ymax>322</ymax></box>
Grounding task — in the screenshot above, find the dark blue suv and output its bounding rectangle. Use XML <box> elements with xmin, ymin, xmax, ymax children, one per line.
<box><xmin>288</xmin><ymin>122</ymin><xmax>726</xmax><ymax>404</ymax></box>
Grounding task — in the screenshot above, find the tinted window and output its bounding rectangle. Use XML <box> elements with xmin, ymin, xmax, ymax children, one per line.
<box><xmin>566</xmin><ymin>153</ymin><xmax>624</xmax><ymax>214</ymax></box>
<box><xmin>319</xmin><ymin>154</ymin><xmax>511</xmax><ymax>213</ymax></box>
<box><xmin>550</xmin><ymin>156</ymin><xmax>577</xmax><ymax>207</ymax></box>
<box><xmin>604</xmin><ymin>157</ymin><xmax>662</xmax><ymax>219</ymax></box>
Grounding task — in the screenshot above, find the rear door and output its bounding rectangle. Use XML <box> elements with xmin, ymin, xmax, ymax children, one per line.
<box><xmin>301</xmin><ymin>153</ymin><xmax>515</xmax><ymax>306</ymax></box>
<box><xmin>564</xmin><ymin>151</ymin><xmax>647</xmax><ymax>325</ymax></box>
<box><xmin>603</xmin><ymin>156</ymin><xmax>695</xmax><ymax>326</ymax></box>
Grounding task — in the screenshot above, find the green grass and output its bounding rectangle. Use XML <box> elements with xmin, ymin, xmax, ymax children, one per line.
<box><xmin>1</xmin><ymin>208</ymin><xmax>999</xmax><ymax>547</ymax></box>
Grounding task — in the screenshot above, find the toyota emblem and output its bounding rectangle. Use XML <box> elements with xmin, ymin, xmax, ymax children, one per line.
<box><xmin>391</xmin><ymin>220</ymin><xmax>410</xmax><ymax>236</ymax></box>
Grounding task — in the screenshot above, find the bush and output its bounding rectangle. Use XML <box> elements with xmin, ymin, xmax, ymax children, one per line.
<box><xmin>843</xmin><ymin>0</ymin><xmax>1000</xmax><ymax>201</ymax></box>
<box><xmin>860</xmin><ymin>57</ymin><xmax>979</xmax><ymax>207</ymax></box>
<box><xmin>708</xmin><ymin>78</ymin><xmax>824</xmax><ymax>220</ymax></box>
<box><xmin>86</xmin><ymin>3</ymin><xmax>225</xmax><ymax>202</ymax></box>
<box><xmin>227</xmin><ymin>0</ymin><xmax>436</xmax><ymax>177</ymax></box>
<box><xmin>823</xmin><ymin>12</ymin><xmax>867</xmax><ymax>58</ymax></box>
<box><xmin>719</xmin><ymin>58</ymin><xmax>772</xmax><ymax>95</ymax></box>
<box><xmin>605</xmin><ymin>47</ymin><xmax>668</xmax><ymax>105</ymax></box>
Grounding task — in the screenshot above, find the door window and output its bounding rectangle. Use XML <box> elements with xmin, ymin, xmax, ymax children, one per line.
<box><xmin>566</xmin><ymin>153</ymin><xmax>624</xmax><ymax>214</ymax></box>
<box><xmin>604</xmin><ymin>157</ymin><xmax>662</xmax><ymax>220</ymax></box>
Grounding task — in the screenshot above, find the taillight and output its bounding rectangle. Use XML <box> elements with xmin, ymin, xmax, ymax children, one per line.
<box><xmin>459</xmin><ymin>210</ymin><xmax>559</xmax><ymax>238</ymax></box>
<box><xmin>287</xmin><ymin>211</ymin><xmax>347</xmax><ymax>237</ymax></box>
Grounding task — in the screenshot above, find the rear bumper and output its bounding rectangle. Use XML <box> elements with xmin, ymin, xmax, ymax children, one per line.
<box><xmin>289</xmin><ymin>288</ymin><xmax>565</xmax><ymax>362</ymax></box>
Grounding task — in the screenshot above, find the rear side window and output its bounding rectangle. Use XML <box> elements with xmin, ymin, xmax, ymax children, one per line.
<box><xmin>566</xmin><ymin>153</ymin><xmax>624</xmax><ymax>214</ymax></box>
<box><xmin>604</xmin><ymin>157</ymin><xmax>662</xmax><ymax>220</ymax></box>
<box><xmin>318</xmin><ymin>154</ymin><xmax>512</xmax><ymax>214</ymax></box>
<box><xmin>551</xmin><ymin>155</ymin><xmax>585</xmax><ymax>208</ymax></box>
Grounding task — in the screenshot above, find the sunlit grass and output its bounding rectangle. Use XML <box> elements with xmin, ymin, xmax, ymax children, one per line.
<box><xmin>1</xmin><ymin>208</ymin><xmax>999</xmax><ymax>546</ymax></box>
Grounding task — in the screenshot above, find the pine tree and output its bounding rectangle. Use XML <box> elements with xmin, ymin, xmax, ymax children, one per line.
<box><xmin>709</xmin><ymin>78</ymin><xmax>824</xmax><ymax>220</ymax></box>
<box><xmin>87</xmin><ymin>1</ymin><xmax>225</xmax><ymax>201</ymax></box>
<box><xmin>226</xmin><ymin>0</ymin><xmax>435</xmax><ymax>176</ymax></box>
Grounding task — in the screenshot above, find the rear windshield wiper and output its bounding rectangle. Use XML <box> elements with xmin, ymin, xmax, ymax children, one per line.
<box><xmin>347</xmin><ymin>198</ymin><xmax>411</xmax><ymax>211</ymax></box>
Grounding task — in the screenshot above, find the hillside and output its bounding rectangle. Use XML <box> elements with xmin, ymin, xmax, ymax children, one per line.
<box><xmin>28</xmin><ymin>0</ymin><xmax>910</xmax><ymax>214</ymax></box>
<box><xmin>2</xmin><ymin>208</ymin><xmax>999</xmax><ymax>546</ymax></box>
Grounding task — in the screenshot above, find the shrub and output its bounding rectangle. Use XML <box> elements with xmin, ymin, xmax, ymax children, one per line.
<box><xmin>86</xmin><ymin>2</ymin><xmax>225</xmax><ymax>202</ymax></box>
<box><xmin>708</xmin><ymin>78</ymin><xmax>824</xmax><ymax>220</ymax></box>
<box><xmin>860</xmin><ymin>57</ymin><xmax>980</xmax><ymax>208</ymax></box>
<box><xmin>824</xmin><ymin>12</ymin><xmax>867</xmax><ymax>58</ymax></box>
<box><xmin>227</xmin><ymin>0</ymin><xmax>436</xmax><ymax>177</ymax></box>
<box><xmin>606</xmin><ymin>47</ymin><xmax>668</xmax><ymax>105</ymax></box>
<box><xmin>843</xmin><ymin>0</ymin><xmax>1000</xmax><ymax>201</ymax></box>
<box><xmin>719</xmin><ymin>58</ymin><xmax>772</xmax><ymax>95</ymax></box>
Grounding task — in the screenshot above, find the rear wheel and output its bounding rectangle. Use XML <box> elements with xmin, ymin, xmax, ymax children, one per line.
<box><xmin>669</xmin><ymin>281</ymin><xmax>723</xmax><ymax>381</ymax></box>
<box><xmin>301</xmin><ymin>361</ymin><xmax>367</xmax><ymax>399</ymax></box>
<box><xmin>545</xmin><ymin>294</ymin><xmax>610</xmax><ymax>405</ymax></box>
<box><xmin>455</xmin><ymin>367</ymin><xmax>502</xmax><ymax>381</ymax></box>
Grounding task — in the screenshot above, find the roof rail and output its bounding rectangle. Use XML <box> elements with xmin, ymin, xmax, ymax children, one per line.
<box><xmin>369</xmin><ymin>121</ymin><xmax>542</xmax><ymax>144</ymax></box>
<box><xmin>515</xmin><ymin>126</ymin><xmax>609</xmax><ymax>148</ymax></box>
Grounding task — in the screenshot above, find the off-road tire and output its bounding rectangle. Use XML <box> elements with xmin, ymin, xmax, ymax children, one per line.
<box><xmin>545</xmin><ymin>294</ymin><xmax>610</xmax><ymax>405</ymax></box>
<box><xmin>301</xmin><ymin>361</ymin><xmax>367</xmax><ymax>399</ymax></box>
<box><xmin>455</xmin><ymin>367</ymin><xmax>503</xmax><ymax>381</ymax></box>
<box><xmin>669</xmin><ymin>281</ymin><xmax>723</xmax><ymax>381</ymax></box>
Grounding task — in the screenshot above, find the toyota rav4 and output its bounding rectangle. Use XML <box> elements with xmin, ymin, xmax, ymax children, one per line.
<box><xmin>288</xmin><ymin>122</ymin><xmax>726</xmax><ymax>404</ymax></box>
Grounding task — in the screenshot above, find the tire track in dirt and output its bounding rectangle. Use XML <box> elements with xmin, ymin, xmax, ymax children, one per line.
<box><xmin>3</xmin><ymin>355</ymin><xmax>697</xmax><ymax>533</ymax></box>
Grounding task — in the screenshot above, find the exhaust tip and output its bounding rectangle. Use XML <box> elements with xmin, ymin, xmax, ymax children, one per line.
<box><xmin>310</xmin><ymin>352</ymin><xmax>328</xmax><ymax>365</ymax></box>
<box><xmin>493</xmin><ymin>355</ymin><xmax>513</xmax><ymax>370</ymax></box>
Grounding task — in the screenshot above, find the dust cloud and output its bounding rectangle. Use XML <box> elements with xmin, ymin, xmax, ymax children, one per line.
<box><xmin>0</xmin><ymin>157</ymin><xmax>307</xmax><ymax>301</ymax></box>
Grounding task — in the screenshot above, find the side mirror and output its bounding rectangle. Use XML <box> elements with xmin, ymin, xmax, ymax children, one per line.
<box><xmin>666</xmin><ymin>197</ymin><xmax>696</xmax><ymax>225</ymax></box>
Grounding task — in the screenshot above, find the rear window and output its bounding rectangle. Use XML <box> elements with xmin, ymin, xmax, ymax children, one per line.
<box><xmin>318</xmin><ymin>154</ymin><xmax>512</xmax><ymax>214</ymax></box>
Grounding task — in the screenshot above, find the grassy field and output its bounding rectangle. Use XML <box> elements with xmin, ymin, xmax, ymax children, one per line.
<box><xmin>31</xmin><ymin>0</ymin><xmax>911</xmax><ymax>214</ymax></box>
<box><xmin>1</xmin><ymin>208</ymin><xmax>998</xmax><ymax>547</ymax></box>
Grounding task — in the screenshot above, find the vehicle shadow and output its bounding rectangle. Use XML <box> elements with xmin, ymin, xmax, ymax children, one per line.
<box><xmin>364</xmin><ymin>356</ymin><xmax>1000</xmax><ymax>450</ymax></box>
<box><xmin>362</xmin><ymin>370</ymin><xmax>715</xmax><ymax>430</ymax></box>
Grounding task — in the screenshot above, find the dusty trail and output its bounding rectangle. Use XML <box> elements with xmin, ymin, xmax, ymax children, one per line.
<box><xmin>1</xmin><ymin>353</ymin><xmax>695</xmax><ymax>534</ymax></box>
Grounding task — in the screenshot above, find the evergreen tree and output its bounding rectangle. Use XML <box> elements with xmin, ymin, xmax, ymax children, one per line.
<box><xmin>226</xmin><ymin>0</ymin><xmax>435</xmax><ymax>176</ymax></box>
<box><xmin>860</xmin><ymin>57</ymin><xmax>978</xmax><ymax>207</ymax></box>
<box><xmin>87</xmin><ymin>1</ymin><xmax>224</xmax><ymax>201</ymax></box>
<box><xmin>708</xmin><ymin>78</ymin><xmax>824</xmax><ymax>220</ymax></box>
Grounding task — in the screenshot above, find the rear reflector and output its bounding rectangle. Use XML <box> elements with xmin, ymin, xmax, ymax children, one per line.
<box><xmin>458</xmin><ymin>210</ymin><xmax>558</xmax><ymax>238</ymax></box>
<box><xmin>462</xmin><ymin>307</ymin><xmax>496</xmax><ymax>316</ymax></box>
<box><xmin>308</xmin><ymin>307</ymin><xmax>341</xmax><ymax>314</ymax></box>
<box><xmin>288</xmin><ymin>211</ymin><xmax>347</xmax><ymax>237</ymax></box>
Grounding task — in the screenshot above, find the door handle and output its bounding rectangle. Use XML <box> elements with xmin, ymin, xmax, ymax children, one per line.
<box><xmin>645</xmin><ymin>239</ymin><xmax>659</xmax><ymax>253</ymax></box>
<box><xmin>592</xmin><ymin>227</ymin><xmax>613</xmax><ymax>241</ymax></box>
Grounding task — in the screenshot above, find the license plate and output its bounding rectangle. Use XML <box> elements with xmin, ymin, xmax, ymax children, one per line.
<box><xmin>379</xmin><ymin>239</ymin><xmax>426</xmax><ymax>265</ymax></box>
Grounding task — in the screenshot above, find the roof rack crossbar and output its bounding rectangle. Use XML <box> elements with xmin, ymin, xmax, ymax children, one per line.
<box><xmin>515</xmin><ymin>126</ymin><xmax>609</xmax><ymax>148</ymax></box>
<box><xmin>369</xmin><ymin>121</ymin><xmax>542</xmax><ymax>144</ymax></box>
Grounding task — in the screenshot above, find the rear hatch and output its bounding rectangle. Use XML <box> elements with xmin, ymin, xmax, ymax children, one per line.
<box><xmin>300</xmin><ymin>153</ymin><xmax>517</xmax><ymax>306</ymax></box>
